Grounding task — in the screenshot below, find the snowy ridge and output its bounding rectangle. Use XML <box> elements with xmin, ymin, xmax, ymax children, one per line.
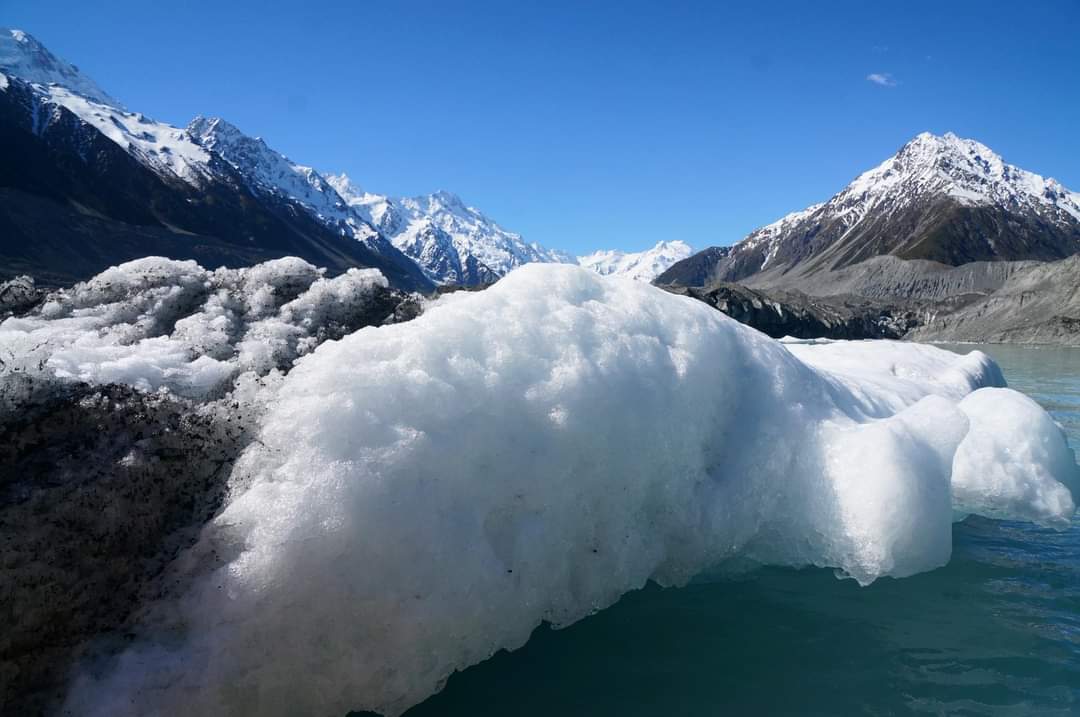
<box><xmin>0</xmin><ymin>29</ymin><xmax>211</xmax><ymax>184</ymax></box>
<box><xmin>46</xmin><ymin>264</ymin><xmax>1077</xmax><ymax>717</ymax></box>
<box><xmin>187</xmin><ymin>118</ymin><xmax>391</xmax><ymax>252</ymax></box>
<box><xmin>578</xmin><ymin>240</ymin><xmax>694</xmax><ymax>281</ymax></box>
<box><xmin>24</xmin><ymin>82</ymin><xmax>213</xmax><ymax>183</ymax></box>
<box><xmin>329</xmin><ymin>173</ymin><xmax>574</xmax><ymax>286</ymax></box>
<box><xmin>833</xmin><ymin>132</ymin><xmax>1080</xmax><ymax>224</ymax></box>
<box><xmin>0</xmin><ymin>28</ymin><xmax>119</xmax><ymax>107</ymax></box>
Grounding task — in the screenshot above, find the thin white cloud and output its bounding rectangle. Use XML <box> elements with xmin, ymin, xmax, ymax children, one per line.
<box><xmin>866</xmin><ymin>72</ymin><xmax>898</xmax><ymax>87</ymax></box>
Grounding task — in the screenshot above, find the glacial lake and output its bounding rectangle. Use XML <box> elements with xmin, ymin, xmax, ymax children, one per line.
<box><xmin>396</xmin><ymin>343</ymin><xmax>1080</xmax><ymax>716</ymax></box>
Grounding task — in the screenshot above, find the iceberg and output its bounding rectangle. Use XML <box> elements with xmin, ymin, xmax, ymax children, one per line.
<box><xmin>47</xmin><ymin>263</ymin><xmax>1078</xmax><ymax>717</ymax></box>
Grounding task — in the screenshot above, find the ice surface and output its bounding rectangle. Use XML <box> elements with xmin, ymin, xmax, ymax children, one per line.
<box><xmin>0</xmin><ymin>257</ymin><xmax>394</xmax><ymax>402</ymax></box>
<box><xmin>58</xmin><ymin>265</ymin><xmax>1078</xmax><ymax>717</ymax></box>
<box><xmin>953</xmin><ymin>388</ymin><xmax>1079</xmax><ymax>527</ymax></box>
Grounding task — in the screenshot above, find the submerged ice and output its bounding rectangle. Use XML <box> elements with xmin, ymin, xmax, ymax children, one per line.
<box><xmin>14</xmin><ymin>263</ymin><xmax>1074</xmax><ymax>717</ymax></box>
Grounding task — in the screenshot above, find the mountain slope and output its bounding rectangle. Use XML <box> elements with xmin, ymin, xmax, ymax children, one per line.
<box><xmin>328</xmin><ymin>174</ymin><xmax>572</xmax><ymax>286</ymax></box>
<box><xmin>0</xmin><ymin>28</ymin><xmax>119</xmax><ymax>106</ymax></box>
<box><xmin>578</xmin><ymin>240</ymin><xmax>693</xmax><ymax>281</ymax></box>
<box><xmin>657</xmin><ymin>132</ymin><xmax>1080</xmax><ymax>287</ymax></box>
<box><xmin>0</xmin><ymin>29</ymin><xmax>432</xmax><ymax>290</ymax></box>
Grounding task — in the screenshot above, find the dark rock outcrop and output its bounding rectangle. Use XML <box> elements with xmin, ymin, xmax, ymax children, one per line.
<box><xmin>665</xmin><ymin>283</ymin><xmax>922</xmax><ymax>340</ymax></box>
<box><xmin>0</xmin><ymin>275</ymin><xmax>41</xmax><ymax>317</ymax></box>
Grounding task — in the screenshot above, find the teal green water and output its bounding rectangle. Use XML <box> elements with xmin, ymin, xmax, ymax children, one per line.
<box><xmin>401</xmin><ymin>344</ymin><xmax>1080</xmax><ymax>717</ymax></box>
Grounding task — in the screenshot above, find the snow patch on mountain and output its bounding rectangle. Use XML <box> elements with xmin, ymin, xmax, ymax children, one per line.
<box><xmin>738</xmin><ymin>203</ymin><xmax>826</xmax><ymax>269</ymax></box>
<box><xmin>6</xmin><ymin>76</ymin><xmax>212</xmax><ymax>183</ymax></box>
<box><xmin>328</xmin><ymin>173</ymin><xmax>573</xmax><ymax>286</ymax></box>
<box><xmin>0</xmin><ymin>28</ymin><xmax>120</xmax><ymax>107</ymax></box>
<box><xmin>578</xmin><ymin>240</ymin><xmax>694</xmax><ymax>281</ymax></box>
<box><xmin>187</xmin><ymin>118</ymin><xmax>391</xmax><ymax>253</ymax></box>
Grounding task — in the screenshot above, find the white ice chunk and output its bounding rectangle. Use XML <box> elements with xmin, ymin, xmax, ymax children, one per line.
<box><xmin>953</xmin><ymin>387</ymin><xmax>1080</xmax><ymax>527</ymax></box>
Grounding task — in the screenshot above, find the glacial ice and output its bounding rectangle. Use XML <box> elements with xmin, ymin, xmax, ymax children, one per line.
<box><xmin>0</xmin><ymin>256</ymin><xmax>395</xmax><ymax>403</ymax></box>
<box><xmin>953</xmin><ymin>388</ymin><xmax>1080</xmax><ymax>527</ymax></box>
<box><xmin>53</xmin><ymin>264</ymin><xmax>1078</xmax><ymax>717</ymax></box>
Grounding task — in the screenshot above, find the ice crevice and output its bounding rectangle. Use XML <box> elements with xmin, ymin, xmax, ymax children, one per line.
<box><xmin>13</xmin><ymin>262</ymin><xmax>1073</xmax><ymax>717</ymax></box>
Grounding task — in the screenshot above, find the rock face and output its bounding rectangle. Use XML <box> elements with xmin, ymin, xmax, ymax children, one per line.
<box><xmin>904</xmin><ymin>255</ymin><xmax>1080</xmax><ymax>345</ymax></box>
<box><xmin>664</xmin><ymin>283</ymin><xmax>921</xmax><ymax>340</ymax></box>
<box><xmin>658</xmin><ymin>253</ymin><xmax>1080</xmax><ymax>345</ymax></box>
<box><xmin>747</xmin><ymin>254</ymin><xmax>1031</xmax><ymax>302</ymax></box>
<box><xmin>0</xmin><ymin>275</ymin><xmax>40</xmax><ymax>317</ymax></box>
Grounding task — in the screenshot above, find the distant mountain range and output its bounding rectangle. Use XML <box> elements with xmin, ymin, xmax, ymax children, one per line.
<box><xmin>325</xmin><ymin>174</ymin><xmax>575</xmax><ymax>286</ymax></box>
<box><xmin>0</xmin><ymin>29</ymin><xmax>688</xmax><ymax>289</ymax></box>
<box><xmin>578</xmin><ymin>240</ymin><xmax>693</xmax><ymax>282</ymax></box>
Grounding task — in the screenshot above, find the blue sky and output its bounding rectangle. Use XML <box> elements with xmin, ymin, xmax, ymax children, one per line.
<box><xmin>4</xmin><ymin>0</ymin><xmax>1079</xmax><ymax>254</ymax></box>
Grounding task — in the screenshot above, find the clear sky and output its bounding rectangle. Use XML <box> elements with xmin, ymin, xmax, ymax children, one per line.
<box><xmin>4</xmin><ymin>0</ymin><xmax>1079</xmax><ymax>255</ymax></box>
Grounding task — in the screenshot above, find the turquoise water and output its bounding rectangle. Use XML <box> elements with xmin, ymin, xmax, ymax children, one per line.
<box><xmin>398</xmin><ymin>344</ymin><xmax>1080</xmax><ymax>717</ymax></box>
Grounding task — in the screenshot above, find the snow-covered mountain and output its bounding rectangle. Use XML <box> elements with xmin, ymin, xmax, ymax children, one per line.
<box><xmin>186</xmin><ymin>117</ymin><xmax>402</xmax><ymax>256</ymax></box>
<box><xmin>578</xmin><ymin>240</ymin><xmax>693</xmax><ymax>281</ymax></box>
<box><xmin>0</xmin><ymin>28</ymin><xmax>579</xmax><ymax>290</ymax></box>
<box><xmin>0</xmin><ymin>28</ymin><xmax>430</xmax><ymax>289</ymax></box>
<box><xmin>658</xmin><ymin>132</ymin><xmax>1080</xmax><ymax>286</ymax></box>
<box><xmin>327</xmin><ymin>174</ymin><xmax>573</xmax><ymax>286</ymax></box>
<box><xmin>19</xmin><ymin>80</ymin><xmax>215</xmax><ymax>184</ymax></box>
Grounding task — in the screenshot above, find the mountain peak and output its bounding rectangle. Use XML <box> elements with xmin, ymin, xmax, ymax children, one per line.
<box><xmin>428</xmin><ymin>189</ymin><xmax>468</xmax><ymax>211</ymax></box>
<box><xmin>325</xmin><ymin>172</ymin><xmax>360</xmax><ymax>197</ymax></box>
<box><xmin>660</xmin><ymin>132</ymin><xmax>1080</xmax><ymax>287</ymax></box>
<box><xmin>187</xmin><ymin>116</ymin><xmax>259</xmax><ymax>147</ymax></box>
<box><xmin>0</xmin><ymin>28</ymin><xmax>120</xmax><ymax>107</ymax></box>
<box><xmin>836</xmin><ymin>131</ymin><xmax>1080</xmax><ymax>223</ymax></box>
<box><xmin>896</xmin><ymin>131</ymin><xmax>1002</xmax><ymax>170</ymax></box>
